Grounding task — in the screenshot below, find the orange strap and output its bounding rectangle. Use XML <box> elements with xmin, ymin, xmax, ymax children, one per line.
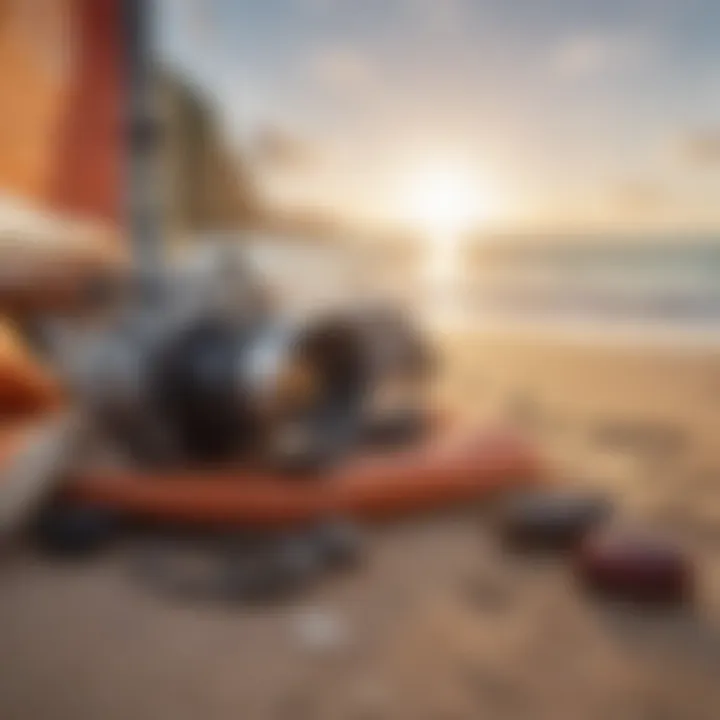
<box><xmin>0</xmin><ymin>319</ymin><xmax>63</xmax><ymax>419</ymax></box>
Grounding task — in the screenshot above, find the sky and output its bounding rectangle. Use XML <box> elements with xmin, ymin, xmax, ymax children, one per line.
<box><xmin>158</xmin><ymin>0</ymin><xmax>720</xmax><ymax>233</ymax></box>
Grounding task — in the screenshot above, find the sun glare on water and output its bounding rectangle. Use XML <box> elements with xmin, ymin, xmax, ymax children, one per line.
<box><xmin>399</xmin><ymin>162</ymin><xmax>497</xmax><ymax>302</ymax></box>
<box><xmin>402</xmin><ymin>164</ymin><xmax>492</xmax><ymax>237</ymax></box>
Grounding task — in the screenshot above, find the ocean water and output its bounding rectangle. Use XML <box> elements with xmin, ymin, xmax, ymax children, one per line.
<box><xmin>468</xmin><ymin>240</ymin><xmax>720</xmax><ymax>318</ymax></box>
<box><xmin>449</xmin><ymin>236</ymin><xmax>720</xmax><ymax>343</ymax></box>
<box><xmin>219</xmin><ymin>232</ymin><xmax>720</xmax><ymax>344</ymax></box>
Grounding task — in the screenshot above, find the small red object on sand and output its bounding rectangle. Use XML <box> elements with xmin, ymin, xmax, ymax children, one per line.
<box><xmin>576</xmin><ymin>529</ymin><xmax>694</xmax><ymax>605</ymax></box>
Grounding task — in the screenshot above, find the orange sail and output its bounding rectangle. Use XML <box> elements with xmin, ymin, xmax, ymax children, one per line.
<box><xmin>0</xmin><ymin>1</ymin><xmax>123</xmax><ymax>532</ymax></box>
<box><xmin>0</xmin><ymin>0</ymin><xmax>123</xmax><ymax>464</ymax></box>
<box><xmin>0</xmin><ymin>0</ymin><xmax>126</xmax><ymax>317</ymax></box>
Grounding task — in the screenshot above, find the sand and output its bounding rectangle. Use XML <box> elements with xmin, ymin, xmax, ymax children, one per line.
<box><xmin>439</xmin><ymin>330</ymin><xmax>720</xmax><ymax>523</ymax></box>
<box><xmin>2</xmin><ymin>330</ymin><xmax>720</xmax><ymax>719</ymax></box>
<box><xmin>1</xmin><ymin>509</ymin><xmax>720</xmax><ymax>720</ymax></box>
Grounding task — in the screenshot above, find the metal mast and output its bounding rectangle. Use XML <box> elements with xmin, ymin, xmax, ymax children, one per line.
<box><xmin>125</xmin><ymin>0</ymin><xmax>162</xmax><ymax>284</ymax></box>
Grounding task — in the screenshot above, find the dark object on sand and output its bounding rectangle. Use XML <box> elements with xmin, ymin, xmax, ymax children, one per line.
<box><xmin>498</xmin><ymin>490</ymin><xmax>613</xmax><ymax>551</ymax></box>
<box><xmin>32</xmin><ymin>501</ymin><xmax>121</xmax><ymax>556</ymax></box>
<box><xmin>131</xmin><ymin>527</ymin><xmax>353</xmax><ymax>604</ymax></box>
<box><xmin>310</xmin><ymin>519</ymin><xmax>364</xmax><ymax>570</ymax></box>
<box><xmin>227</xmin><ymin>533</ymin><xmax>324</xmax><ymax>602</ymax></box>
<box><xmin>576</xmin><ymin>529</ymin><xmax>694</xmax><ymax>606</ymax></box>
<box><xmin>361</xmin><ymin>408</ymin><xmax>428</xmax><ymax>449</ymax></box>
<box><xmin>131</xmin><ymin>520</ymin><xmax>365</xmax><ymax>605</ymax></box>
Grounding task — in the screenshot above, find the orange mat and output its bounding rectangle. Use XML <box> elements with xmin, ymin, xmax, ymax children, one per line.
<box><xmin>65</xmin><ymin>427</ymin><xmax>540</xmax><ymax>528</ymax></box>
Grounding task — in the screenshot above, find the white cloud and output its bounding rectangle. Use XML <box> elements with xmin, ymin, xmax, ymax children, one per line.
<box><xmin>549</xmin><ymin>32</ymin><xmax>652</xmax><ymax>79</ymax></box>
<box><xmin>681</xmin><ymin>128</ymin><xmax>720</xmax><ymax>167</ymax></box>
<box><xmin>401</xmin><ymin>0</ymin><xmax>466</xmax><ymax>32</ymax></box>
<box><xmin>307</xmin><ymin>46</ymin><xmax>377</xmax><ymax>98</ymax></box>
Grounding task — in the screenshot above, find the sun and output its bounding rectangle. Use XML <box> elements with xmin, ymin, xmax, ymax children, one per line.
<box><xmin>400</xmin><ymin>162</ymin><xmax>495</xmax><ymax>236</ymax></box>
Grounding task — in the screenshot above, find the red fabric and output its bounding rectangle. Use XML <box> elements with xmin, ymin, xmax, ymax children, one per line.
<box><xmin>46</xmin><ymin>0</ymin><xmax>124</xmax><ymax>225</ymax></box>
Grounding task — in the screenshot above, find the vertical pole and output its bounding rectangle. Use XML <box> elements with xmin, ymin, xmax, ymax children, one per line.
<box><xmin>125</xmin><ymin>0</ymin><xmax>162</xmax><ymax>285</ymax></box>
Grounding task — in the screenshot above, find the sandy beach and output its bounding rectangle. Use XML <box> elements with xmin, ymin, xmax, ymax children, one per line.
<box><xmin>1</xmin><ymin>331</ymin><xmax>720</xmax><ymax>719</ymax></box>
<box><xmin>1</xmin><ymin>510</ymin><xmax>719</xmax><ymax>720</ymax></box>
<box><xmin>440</xmin><ymin>329</ymin><xmax>720</xmax><ymax>524</ymax></box>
